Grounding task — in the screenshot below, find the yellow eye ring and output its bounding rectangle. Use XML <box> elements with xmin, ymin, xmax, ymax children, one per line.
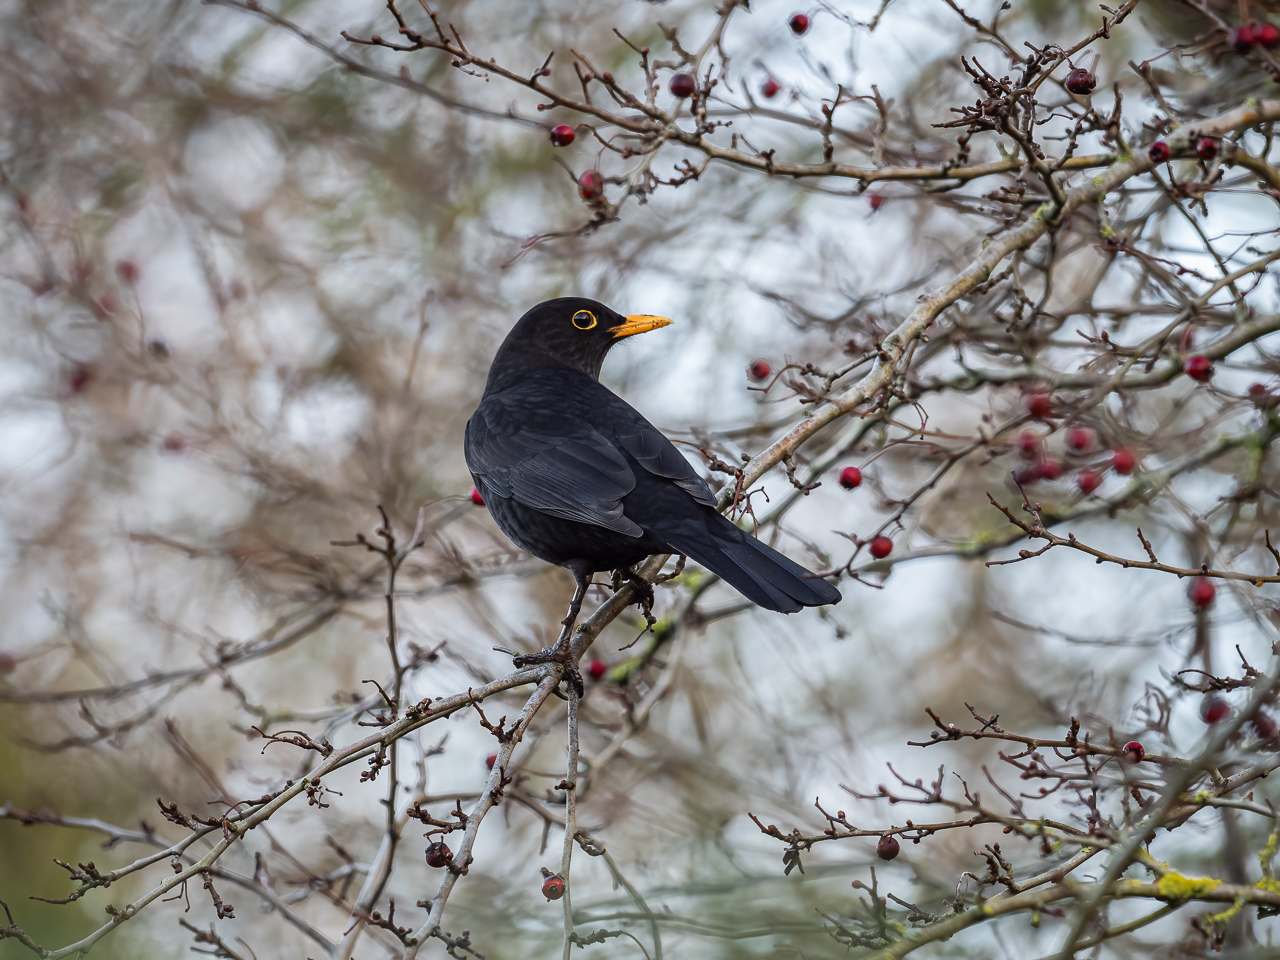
<box><xmin>572</xmin><ymin>310</ymin><xmax>597</xmax><ymax>330</ymax></box>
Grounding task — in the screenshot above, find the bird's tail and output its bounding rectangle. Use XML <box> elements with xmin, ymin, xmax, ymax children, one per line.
<box><xmin>657</xmin><ymin>509</ymin><xmax>841</xmax><ymax>613</ymax></box>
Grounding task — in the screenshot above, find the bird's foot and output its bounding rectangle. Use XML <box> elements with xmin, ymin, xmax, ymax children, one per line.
<box><xmin>511</xmin><ymin>639</ymin><xmax>584</xmax><ymax>697</ymax></box>
<box><xmin>622</xmin><ymin>569</ymin><xmax>658</xmax><ymax>631</ymax></box>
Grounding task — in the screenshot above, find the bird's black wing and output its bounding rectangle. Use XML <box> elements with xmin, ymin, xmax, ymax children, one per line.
<box><xmin>465</xmin><ymin>384</ymin><xmax>644</xmax><ymax>537</ymax></box>
<box><xmin>612</xmin><ymin>414</ymin><xmax>716</xmax><ymax>508</ymax></box>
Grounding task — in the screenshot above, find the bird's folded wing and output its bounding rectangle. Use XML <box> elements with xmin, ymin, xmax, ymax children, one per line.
<box><xmin>613</xmin><ymin>420</ymin><xmax>716</xmax><ymax>507</ymax></box>
<box><xmin>466</xmin><ymin>404</ymin><xmax>643</xmax><ymax>536</ymax></box>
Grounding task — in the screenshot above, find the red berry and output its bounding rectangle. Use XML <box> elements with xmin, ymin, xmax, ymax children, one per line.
<box><xmin>0</xmin><ymin>651</ymin><xmax>16</xmax><ymax>674</ymax></box>
<box><xmin>1195</xmin><ymin>137</ymin><xmax>1218</xmax><ymax>161</ymax></box>
<box><xmin>1148</xmin><ymin>141</ymin><xmax>1171</xmax><ymax>163</ymax></box>
<box><xmin>876</xmin><ymin>834</ymin><xmax>900</xmax><ymax>861</ymax></box>
<box><xmin>1026</xmin><ymin>392</ymin><xmax>1054</xmax><ymax>419</ymax></box>
<box><xmin>1200</xmin><ymin>696</ymin><xmax>1231</xmax><ymax>724</ymax></box>
<box><xmin>1076</xmin><ymin>468</ymin><xmax>1101</xmax><ymax>495</ymax></box>
<box><xmin>1066</xmin><ymin>426</ymin><xmax>1095</xmax><ymax>451</ymax></box>
<box><xmin>470</xmin><ymin>486</ymin><xmax>485</xmax><ymax>506</ymax></box>
<box><xmin>586</xmin><ymin>659</ymin><xmax>607</xmax><ymax>681</ymax></box>
<box><xmin>425</xmin><ymin>841</ymin><xmax>452</xmax><ymax>868</ymax></box>
<box><xmin>748</xmin><ymin>359</ymin><xmax>771</xmax><ymax>381</ymax></box>
<box><xmin>1258</xmin><ymin>22</ymin><xmax>1280</xmax><ymax>48</ymax></box>
<box><xmin>868</xmin><ymin>535</ymin><xmax>892</xmax><ymax>559</ymax></box>
<box><xmin>1231</xmin><ymin>23</ymin><xmax>1261</xmax><ymax>53</ymax></box>
<box><xmin>549</xmin><ymin>125</ymin><xmax>575</xmax><ymax>147</ymax></box>
<box><xmin>1038</xmin><ymin>459</ymin><xmax>1064</xmax><ymax>481</ymax></box>
<box><xmin>1253</xmin><ymin>712</ymin><xmax>1278</xmax><ymax>740</ymax></box>
<box><xmin>542</xmin><ymin>875</ymin><xmax>566</xmax><ymax>900</ymax></box>
<box><xmin>116</xmin><ymin>260</ymin><xmax>140</xmax><ymax>284</ymax></box>
<box><xmin>761</xmin><ymin>77</ymin><xmax>781</xmax><ymax>99</ymax></box>
<box><xmin>1015</xmin><ymin>431</ymin><xmax>1041</xmax><ymax>459</ymax></box>
<box><xmin>1189</xmin><ymin>576</ymin><xmax>1216</xmax><ymax>608</ymax></box>
<box><xmin>1064</xmin><ymin>68</ymin><xmax>1096</xmax><ymax>95</ymax></box>
<box><xmin>1122</xmin><ymin>741</ymin><xmax>1145</xmax><ymax>763</ymax></box>
<box><xmin>839</xmin><ymin>466</ymin><xmax>862</xmax><ymax>489</ymax></box>
<box><xmin>485</xmin><ymin>752</ymin><xmax>497</xmax><ymax>770</ymax></box>
<box><xmin>867</xmin><ymin>192</ymin><xmax>885</xmax><ymax>211</ymax></box>
<box><xmin>789</xmin><ymin>12</ymin><xmax>810</xmax><ymax>34</ymax></box>
<box><xmin>1111</xmin><ymin>448</ymin><xmax>1136</xmax><ymax>475</ymax></box>
<box><xmin>578</xmin><ymin>169</ymin><xmax>604</xmax><ymax>201</ymax></box>
<box><xmin>1184</xmin><ymin>355</ymin><xmax>1213</xmax><ymax>382</ymax></box>
<box><xmin>67</xmin><ymin>364</ymin><xmax>93</xmax><ymax>394</ymax></box>
<box><xmin>669</xmin><ymin>73</ymin><xmax>696</xmax><ymax>98</ymax></box>
<box><xmin>162</xmin><ymin>435</ymin><xmax>187</xmax><ymax>453</ymax></box>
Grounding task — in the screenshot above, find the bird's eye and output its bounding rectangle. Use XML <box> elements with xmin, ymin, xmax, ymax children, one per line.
<box><xmin>571</xmin><ymin>310</ymin><xmax>597</xmax><ymax>330</ymax></box>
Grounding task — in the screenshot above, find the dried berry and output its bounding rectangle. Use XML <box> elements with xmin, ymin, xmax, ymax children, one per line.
<box><xmin>549</xmin><ymin>125</ymin><xmax>575</xmax><ymax>147</ymax></box>
<box><xmin>1148</xmin><ymin>141</ymin><xmax>1171</xmax><ymax>163</ymax></box>
<box><xmin>1122</xmin><ymin>740</ymin><xmax>1144</xmax><ymax>763</ymax></box>
<box><xmin>762</xmin><ymin>77</ymin><xmax>781</xmax><ymax>99</ymax></box>
<box><xmin>425</xmin><ymin>842</ymin><xmax>452</xmax><ymax>868</ymax></box>
<box><xmin>1064</xmin><ymin>68</ymin><xmax>1096</xmax><ymax>95</ymax></box>
<box><xmin>1184</xmin><ymin>355</ymin><xmax>1213</xmax><ymax>382</ymax></box>
<box><xmin>1111</xmin><ymin>448</ymin><xmax>1137</xmax><ymax>475</ymax></box>
<box><xmin>586</xmin><ymin>659</ymin><xmax>607</xmax><ymax>681</ymax></box>
<box><xmin>1012</xmin><ymin>463</ymin><xmax>1043</xmax><ymax>486</ymax></box>
<box><xmin>470</xmin><ymin>486</ymin><xmax>485</xmax><ymax>506</ymax></box>
<box><xmin>1076</xmin><ymin>468</ymin><xmax>1101</xmax><ymax>495</ymax></box>
<box><xmin>839</xmin><ymin>466</ymin><xmax>862</xmax><ymax>489</ymax></box>
<box><xmin>578</xmin><ymin>169</ymin><xmax>604</xmax><ymax>201</ymax></box>
<box><xmin>67</xmin><ymin>364</ymin><xmax>93</xmax><ymax>394</ymax></box>
<box><xmin>1066</xmin><ymin>426</ymin><xmax>1095</xmax><ymax>451</ymax></box>
<box><xmin>669</xmin><ymin>73</ymin><xmax>696</xmax><ymax>98</ymax></box>
<box><xmin>868</xmin><ymin>535</ymin><xmax>892</xmax><ymax>559</ymax></box>
<box><xmin>1253</xmin><ymin>712</ymin><xmax>1278</xmax><ymax>740</ymax></box>
<box><xmin>748</xmin><ymin>359</ymin><xmax>771</xmax><ymax>381</ymax></box>
<box><xmin>1195</xmin><ymin>137</ymin><xmax>1218</xmax><ymax>161</ymax></box>
<box><xmin>1189</xmin><ymin>576</ymin><xmax>1216</xmax><ymax>608</ymax></box>
<box><xmin>789</xmin><ymin>13</ymin><xmax>810</xmax><ymax>34</ymax></box>
<box><xmin>876</xmin><ymin>834</ymin><xmax>900</xmax><ymax>860</ymax></box>
<box><xmin>1200</xmin><ymin>696</ymin><xmax>1230</xmax><ymax>724</ymax></box>
<box><xmin>542</xmin><ymin>875</ymin><xmax>566</xmax><ymax>900</ymax></box>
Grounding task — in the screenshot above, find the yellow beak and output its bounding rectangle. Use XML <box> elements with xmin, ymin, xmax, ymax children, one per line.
<box><xmin>609</xmin><ymin>314</ymin><xmax>673</xmax><ymax>339</ymax></box>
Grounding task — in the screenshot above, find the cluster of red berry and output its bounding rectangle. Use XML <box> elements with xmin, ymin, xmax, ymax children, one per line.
<box><xmin>1230</xmin><ymin>20</ymin><xmax>1280</xmax><ymax>52</ymax></box>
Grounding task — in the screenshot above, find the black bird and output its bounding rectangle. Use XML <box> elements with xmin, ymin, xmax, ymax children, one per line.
<box><xmin>465</xmin><ymin>298</ymin><xmax>841</xmax><ymax>660</ymax></box>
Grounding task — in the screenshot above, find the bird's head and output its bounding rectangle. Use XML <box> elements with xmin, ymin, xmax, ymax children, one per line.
<box><xmin>488</xmin><ymin>297</ymin><xmax>673</xmax><ymax>384</ymax></box>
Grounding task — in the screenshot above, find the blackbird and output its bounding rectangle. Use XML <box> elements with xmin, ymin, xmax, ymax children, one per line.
<box><xmin>465</xmin><ymin>298</ymin><xmax>841</xmax><ymax>665</ymax></box>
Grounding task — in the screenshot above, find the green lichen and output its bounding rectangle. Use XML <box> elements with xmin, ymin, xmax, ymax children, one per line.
<box><xmin>1118</xmin><ymin>149</ymin><xmax>1134</xmax><ymax>163</ymax></box>
<box><xmin>1033</xmin><ymin>202</ymin><xmax>1055</xmax><ymax>220</ymax></box>
<box><xmin>1156</xmin><ymin>872</ymin><xmax>1222</xmax><ymax>900</ymax></box>
<box><xmin>1256</xmin><ymin>877</ymin><xmax>1280</xmax><ymax>896</ymax></box>
<box><xmin>1203</xmin><ymin>896</ymin><xmax>1246</xmax><ymax>929</ymax></box>
<box><xmin>1098</xmin><ymin>225</ymin><xmax>1116</xmax><ymax>240</ymax></box>
<box><xmin>1260</xmin><ymin>832</ymin><xmax>1279</xmax><ymax>878</ymax></box>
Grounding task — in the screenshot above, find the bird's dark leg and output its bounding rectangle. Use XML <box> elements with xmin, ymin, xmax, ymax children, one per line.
<box><xmin>512</xmin><ymin>563</ymin><xmax>591</xmax><ymax>695</ymax></box>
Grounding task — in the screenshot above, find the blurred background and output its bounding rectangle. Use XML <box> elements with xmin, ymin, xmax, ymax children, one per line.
<box><xmin>2</xmin><ymin>0</ymin><xmax>1280</xmax><ymax>957</ymax></box>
